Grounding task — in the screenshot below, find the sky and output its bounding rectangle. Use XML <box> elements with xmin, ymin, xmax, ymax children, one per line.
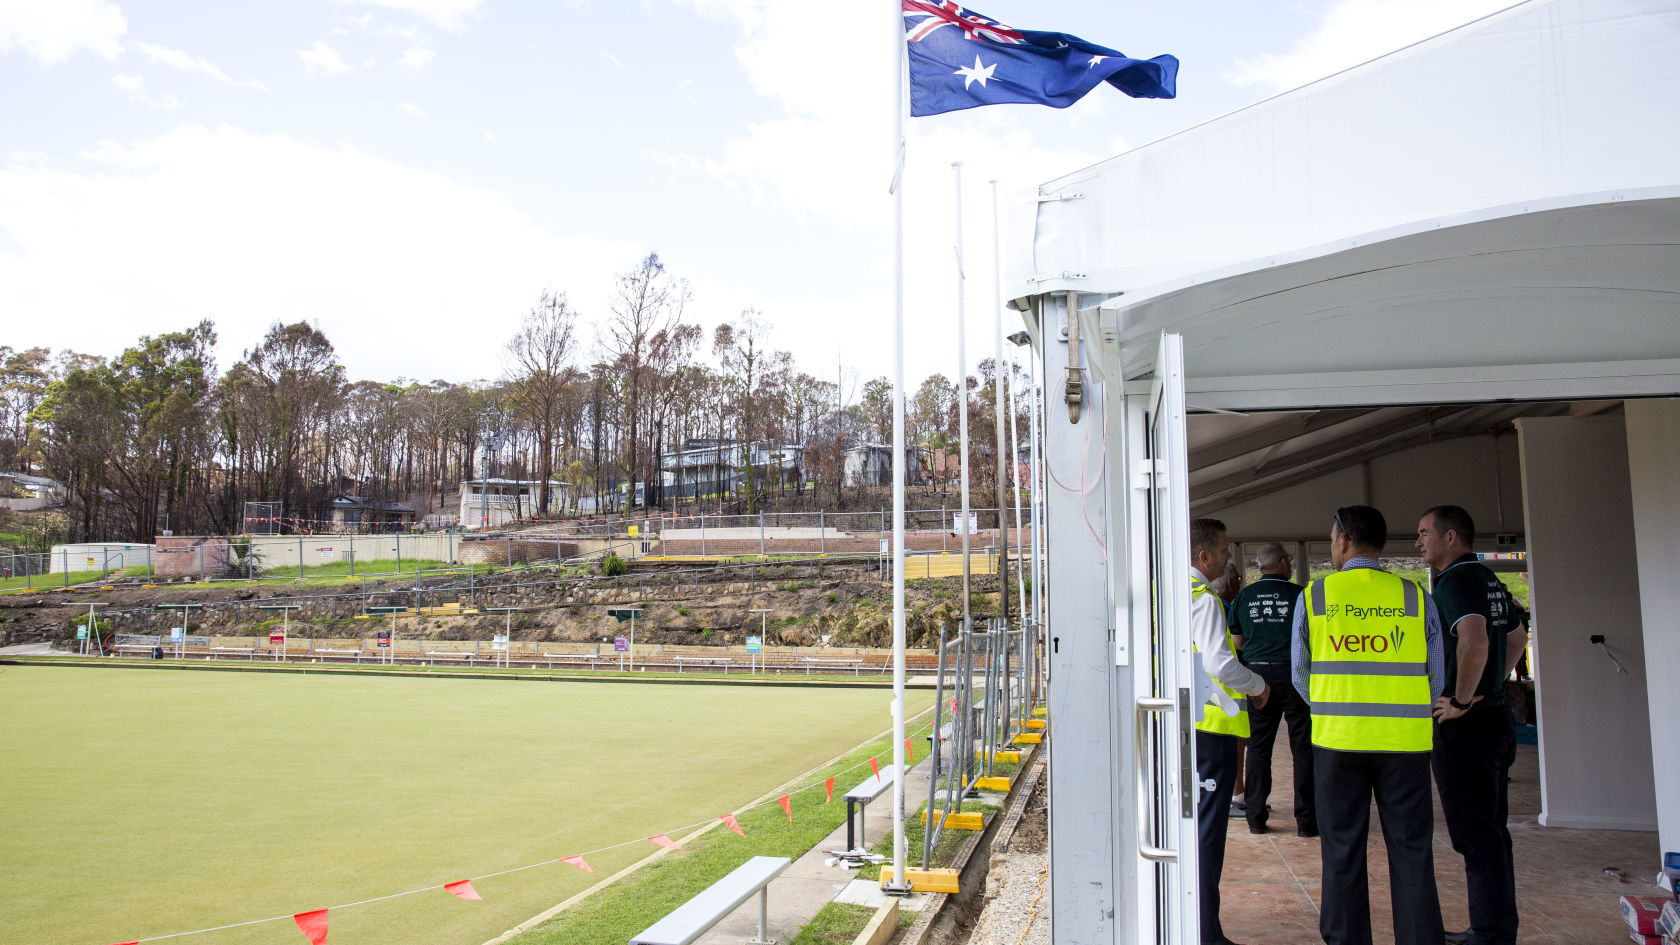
<box><xmin>0</xmin><ymin>0</ymin><xmax>1517</xmax><ymax>388</ymax></box>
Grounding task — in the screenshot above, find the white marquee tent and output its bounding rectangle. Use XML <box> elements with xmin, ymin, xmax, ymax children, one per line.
<box><xmin>1006</xmin><ymin>1</ymin><xmax>1680</xmax><ymax>942</ymax></box>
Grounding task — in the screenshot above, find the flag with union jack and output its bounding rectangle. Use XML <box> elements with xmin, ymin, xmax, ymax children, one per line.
<box><xmin>903</xmin><ymin>1</ymin><xmax>1178</xmax><ymax>116</ymax></box>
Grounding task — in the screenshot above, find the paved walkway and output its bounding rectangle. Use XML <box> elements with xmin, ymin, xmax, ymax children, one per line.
<box><xmin>694</xmin><ymin>754</ymin><xmax>950</xmax><ymax>945</ymax></box>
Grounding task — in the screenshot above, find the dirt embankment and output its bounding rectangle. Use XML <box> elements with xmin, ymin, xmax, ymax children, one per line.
<box><xmin>0</xmin><ymin>563</ymin><xmax>1012</xmax><ymax>651</ymax></box>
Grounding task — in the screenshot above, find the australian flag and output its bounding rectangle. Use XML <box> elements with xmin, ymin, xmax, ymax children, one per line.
<box><xmin>904</xmin><ymin>1</ymin><xmax>1178</xmax><ymax>117</ymax></box>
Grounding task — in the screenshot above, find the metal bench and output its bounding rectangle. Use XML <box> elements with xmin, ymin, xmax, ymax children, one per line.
<box><xmin>836</xmin><ymin>765</ymin><xmax>900</xmax><ymax>863</ymax></box>
<box><xmin>674</xmin><ymin>656</ymin><xmax>733</xmax><ymax>674</ymax></box>
<box><xmin>630</xmin><ymin>854</ymin><xmax>792</xmax><ymax>945</ymax></box>
<box><xmin>211</xmin><ymin>646</ymin><xmax>256</xmax><ymax>661</ymax></box>
<box><xmin>798</xmin><ymin>657</ymin><xmax>864</xmax><ymax>676</ymax></box>
<box><xmin>421</xmin><ymin>650</ymin><xmax>474</xmax><ymax>665</ymax></box>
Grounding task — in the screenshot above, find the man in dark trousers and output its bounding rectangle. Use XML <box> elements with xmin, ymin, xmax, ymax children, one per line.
<box><xmin>1190</xmin><ymin>518</ymin><xmax>1271</xmax><ymax>945</ymax></box>
<box><xmin>1231</xmin><ymin>542</ymin><xmax>1315</xmax><ymax>836</ymax></box>
<box><xmin>1293</xmin><ymin>506</ymin><xmax>1445</xmax><ymax>945</ymax></box>
<box><xmin>1416</xmin><ymin>505</ymin><xmax>1521</xmax><ymax>945</ymax></box>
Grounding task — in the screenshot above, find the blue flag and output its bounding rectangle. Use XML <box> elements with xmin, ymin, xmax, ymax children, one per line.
<box><xmin>903</xmin><ymin>1</ymin><xmax>1178</xmax><ymax>117</ymax></box>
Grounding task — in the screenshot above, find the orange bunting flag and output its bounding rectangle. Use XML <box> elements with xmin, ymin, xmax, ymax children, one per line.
<box><xmin>293</xmin><ymin>908</ymin><xmax>330</xmax><ymax>945</ymax></box>
<box><xmin>721</xmin><ymin>814</ymin><xmax>746</xmax><ymax>837</ymax></box>
<box><xmin>444</xmin><ymin>880</ymin><xmax>482</xmax><ymax>901</ymax></box>
<box><xmin>905</xmin><ymin>737</ymin><xmax>915</xmax><ymax>763</ymax></box>
<box><xmin>778</xmin><ymin>795</ymin><xmax>792</xmax><ymax>824</ymax></box>
<box><xmin>869</xmin><ymin>756</ymin><xmax>881</xmax><ymax>779</ymax></box>
<box><xmin>561</xmin><ymin>855</ymin><xmax>594</xmax><ymax>874</ymax></box>
<box><xmin>824</xmin><ymin>776</ymin><xmax>835</xmax><ymax>803</ymax></box>
<box><xmin>648</xmin><ymin>833</ymin><xmax>683</xmax><ymax>851</ymax></box>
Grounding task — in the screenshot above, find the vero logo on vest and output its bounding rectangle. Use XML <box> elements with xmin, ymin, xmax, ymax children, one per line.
<box><xmin>1327</xmin><ymin>626</ymin><xmax>1406</xmax><ymax>653</ymax></box>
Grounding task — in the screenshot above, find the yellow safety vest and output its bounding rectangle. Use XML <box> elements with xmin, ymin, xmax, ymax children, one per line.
<box><xmin>1192</xmin><ymin>578</ymin><xmax>1250</xmax><ymax>738</ymax></box>
<box><xmin>1305</xmin><ymin>569</ymin><xmax>1432</xmax><ymax>753</ymax></box>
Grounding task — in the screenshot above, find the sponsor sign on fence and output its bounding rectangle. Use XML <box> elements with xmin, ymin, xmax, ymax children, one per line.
<box><xmin>270</xmin><ymin>630</ymin><xmax>286</xmax><ymax>645</ymax></box>
<box><xmin>376</xmin><ymin>631</ymin><xmax>391</xmax><ymax>647</ymax></box>
<box><xmin>613</xmin><ymin>636</ymin><xmax>629</xmax><ymax>653</ymax></box>
<box><xmin>745</xmin><ymin>636</ymin><xmax>763</xmax><ymax>653</ymax></box>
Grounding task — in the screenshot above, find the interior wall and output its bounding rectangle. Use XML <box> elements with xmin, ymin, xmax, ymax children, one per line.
<box><xmin>1623</xmin><ymin>398</ymin><xmax>1680</xmax><ymax>853</ymax></box>
<box><xmin>1515</xmin><ymin>416</ymin><xmax>1657</xmax><ymax>830</ymax></box>
<box><xmin>1205</xmin><ymin>433</ymin><xmax>1524</xmax><ymax>549</ymax></box>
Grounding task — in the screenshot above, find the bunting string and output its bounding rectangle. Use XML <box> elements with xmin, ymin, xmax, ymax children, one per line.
<box><xmin>107</xmin><ymin>714</ymin><xmax>937</xmax><ymax>944</ymax></box>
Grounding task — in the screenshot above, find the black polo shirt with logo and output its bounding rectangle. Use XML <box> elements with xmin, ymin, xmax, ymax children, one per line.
<box><xmin>1229</xmin><ymin>574</ymin><xmax>1304</xmax><ymax>665</ymax></box>
<box><xmin>1432</xmin><ymin>553</ymin><xmax>1516</xmax><ymax>704</ymax></box>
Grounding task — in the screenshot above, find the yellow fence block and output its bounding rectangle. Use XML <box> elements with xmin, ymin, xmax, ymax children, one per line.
<box><xmin>919</xmin><ymin>810</ymin><xmax>985</xmax><ymax>830</ymax></box>
<box><xmin>979</xmin><ymin>750</ymin><xmax>1021</xmax><ymax>764</ymax></box>
<box><xmin>880</xmin><ymin>867</ymin><xmax>960</xmax><ymax>894</ymax></box>
<box><xmin>1020</xmin><ymin>719</ymin><xmax>1046</xmax><ymax>730</ymax></box>
<box><xmin>973</xmin><ymin>776</ymin><xmax>1012</xmax><ymax>792</ymax></box>
<box><xmin>1011</xmin><ymin>733</ymin><xmax>1043</xmax><ymax>745</ymax></box>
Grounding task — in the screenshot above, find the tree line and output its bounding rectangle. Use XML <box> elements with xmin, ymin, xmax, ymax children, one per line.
<box><xmin>1</xmin><ymin>253</ymin><xmax>1030</xmax><ymax>544</ymax></box>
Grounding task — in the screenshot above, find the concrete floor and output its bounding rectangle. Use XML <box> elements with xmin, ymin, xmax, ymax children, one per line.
<box><xmin>1217</xmin><ymin>741</ymin><xmax>1663</xmax><ymax>945</ymax></box>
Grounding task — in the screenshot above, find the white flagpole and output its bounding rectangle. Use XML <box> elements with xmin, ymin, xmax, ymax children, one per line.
<box><xmin>954</xmin><ymin>161</ymin><xmax>971</xmax><ymax>645</ymax></box>
<box><xmin>887</xmin><ymin>0</ymin><xmax>910</xmax><ymax>896</ymax></box>
<box><xmin>995</xmin><ymin>181</ymin><xmax>1028</xmax><ymax>619</ymax></box>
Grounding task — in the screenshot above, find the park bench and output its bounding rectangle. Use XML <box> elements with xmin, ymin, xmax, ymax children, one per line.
<box><xmin>797</xmin><ymin>657</ymin><xmax>864</xmax><ymax>676</ymax></box>
<box><xmin>210</xmin><ymin>646</ymin><xmax>256</xmax><ymax>661</ymax></box>
<box><xmin>674</xmin><ymin>656</ymin><xmax>733</xmax><ymax>674</ymax></box>
<box><xmin>629</xmin><ymin>854</ymin><xmax>791</xmax><ymax>945</ymax></box>
<box><xmin>114</xmin><ymin>644</ymin><xmax>158</xmax><ymax>657</ymax></box>
<box><xmin>310</xmin><ymin>648</ymin><xmax>365</xmax><ymax>663</ymax></box>
<box><xmin>835</xmin><ymin>764</ymin><xmax>900</xmax><ymax>864</ymax></box>
<box><xmin>535</xmin><ymin>653</ymin><xmax>616</xmax><ymax>670</ymax></box>
<box><xmin>421</xmin><ymin>650</ymin><xmax>474</xmax><ymax>666</ymax></box>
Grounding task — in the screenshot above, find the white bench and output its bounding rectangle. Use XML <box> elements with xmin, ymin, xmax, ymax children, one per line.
<box><xmin>211</xmin><ymin>646</ymin><xmax>256</xmax><ymax>661</ymax></box>
<box><xmin>838</xmin><ymin>765</ymin><xmax>900</xmax><ymax>861</ymax></box>
<box><xmin>421</xmin><ymin>651</ymin><xmax>474</xmax><ymax>665</ymax></box>
<box><xmin>798</xmin><ymin>657</ymin><xmax>864</xmax><ymax>676</ymax></box>
<box><xmin>630</xmin><ymin>854</ymin><xmax>792</xmax><ymax>945</ymax></box>
<box><xmin>674</xmin><ymin>656</ymin><xmax>733</xmax><ymax>674</ymax></box>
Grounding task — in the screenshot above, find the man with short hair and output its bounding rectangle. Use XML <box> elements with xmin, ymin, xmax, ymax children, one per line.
<box><xmin>1231</xmin><ymin>542</ymin><xmax>1314</xmax><ymax>836</ymax></box>
<box><xmin>1293</xmin><ymin>506</ymin><xmax>1446</xmax><ymax>945</ymax></box>
<box><xmin>1416</xmin><ymin>505</ymin><xmax>1521</xmax><ymax>945</ymax></box>
<box><xmin>1190</xmin><ymin>518</ymin><xmax>1271</xmax><ymax>945</ymax></box>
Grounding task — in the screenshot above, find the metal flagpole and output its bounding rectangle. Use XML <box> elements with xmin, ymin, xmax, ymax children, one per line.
<box><xmin>886</xmin><ymin>0</ymin><xmax>911</xmax><ymax>896</ymax></box>
<box><xmin>992</xmin><ymin>180</ymin><xmax>1025</xmax><ymax>621</ymax></box>
<box><xmin>990</xmin><ymin>181</ymin><xmax>1010</xmax><ymax>628</ymax></box>
<box><xmin>1028</xmin><ymin>321</ymin><xmax>1046</xmax><ymax>690</ymax></box>
<box><xmin>954</xmin><ymin>162</ymin><xmax>972</xmax><ymax>642</ymax></box>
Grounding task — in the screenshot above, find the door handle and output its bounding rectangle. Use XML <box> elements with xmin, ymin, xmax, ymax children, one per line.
<box><xmin>1135</xmin><ymin>696</ymin><xmax>1178</xmax><ymax>862</ymax></box>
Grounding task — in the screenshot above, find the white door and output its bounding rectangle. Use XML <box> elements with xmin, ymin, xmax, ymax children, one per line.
<box><xmin>1129</xmin><ymin>330</ymin><xmax>1201</xmax><ymax>945</ymax></box>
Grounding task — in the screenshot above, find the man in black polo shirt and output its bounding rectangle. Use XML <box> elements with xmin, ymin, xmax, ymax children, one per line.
<box><xmin>1230</xmin><ymin>542</ymin><xmax>1315</xmax><ymax>836</ymax></box>
<box><xmin>1416</xmin><ymin>505</ymin><xmax>1520</xmax><ymax>945</ymax></box>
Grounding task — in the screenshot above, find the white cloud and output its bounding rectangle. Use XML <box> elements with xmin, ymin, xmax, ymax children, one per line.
<box><xmin>599</xmin><ymin>50</ymin><xmax>623</xmax><ymax>69</ymax></box>
<box><xmin>342</xmin><ymin>0</ymin><xmax>484</xmax><ymax>31</ymax></box>
<box><xmin>0</xmin><ymin>0</ymin><xmax>126</xmax><ymax>65</ymax></box>
<box><xmin>111</xmin><ymin>73</ymin><xmax>181</xmax><ymax>111</ymax></box>
<box><xmin>1226</xmin><ymin>0</ymin><xmax>1519</xmax><ymax>92</ymax></box>
<box><xmin>400</xmin><ymin>44</ymin><xmax>435</xmax><ymax>71</ymax></box>
<box><xmin>398</xmin><ymin>99</ymin><xmax>426</xmax><ymax>120</ymax></box>
<box><xmin>483</xmin><ymin>130</ymin><xmax>502</xmax><ymax>150</ymax></box>
<box><xmin>0</xmin><ymin>125</ymin><xmax>638</xmax><ymax>380</ymax></box>
<box><xmin>136</xmin><ymin>41</ymin><xmax>267</xmax><ymax>90</ymax></box>
<box><xmin>299</xmin><ymin>40</ymin><xmax>353</xmax><ymax>76</ymax></box>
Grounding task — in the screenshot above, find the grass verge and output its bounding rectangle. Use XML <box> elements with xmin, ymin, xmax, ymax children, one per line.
<box><xmin>508</xmin><ymin>715</ymin><xmax>935</xmax><ymax>945</ymax></box>
<box><xmin>788</xmin><ymin>903</ymin><xmax>876</xmax><ymax>945</ymax></box>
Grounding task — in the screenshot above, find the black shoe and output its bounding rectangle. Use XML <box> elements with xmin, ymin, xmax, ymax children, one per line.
<box><xmin>1296</xmin><ymin>825</ymin><xmax>1319</xmax><ymax>838</ymax></box>
<box><xmin>1444</xmin><ymin>932</ymin><xmax>1471</xmax><ymax>945</ymax></box>
<box><xmin>1248</xmin><ymin>822</ymin><xmax>1268</xmax><ymax>834</ymax></box>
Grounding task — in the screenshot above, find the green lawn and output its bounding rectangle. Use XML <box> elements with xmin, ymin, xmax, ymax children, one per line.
<box><xmin>0</xmin><ymin>665</ymin><xmax>930</xmax><ymax>945</ymax></box>
<box><xmin>0</xmin><ymin>566</ymin><xmax>148</xmax><ymax>591</ymax></box>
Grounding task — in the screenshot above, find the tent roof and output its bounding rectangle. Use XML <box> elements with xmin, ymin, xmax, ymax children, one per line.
<box><xmin>1012</xmin><ymin>0</ymin><xmax>1680</xmax><ymax>409</ymax></box>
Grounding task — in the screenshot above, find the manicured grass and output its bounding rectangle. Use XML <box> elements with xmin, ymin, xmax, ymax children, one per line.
<box><xmin>256</xmin><ymin>558</ymin><xmax>483</xmax><ymax>579</ymax></box>
<box><xmin>788</xmin><ymin>903</ymin><xmax>878</xmax><ymax>945</ymax></box>
<box><xmin>0</xmin><ymin>566</ymin><xmax>147</xmax><ymax>590</ymax></box>
<box><xmin>0</xmin><ymin>665</ymin><xmax>931</xmax><ymax>945</ymax></box>
<box><xmin>509</xmin><ymin>718</ymin><xmax>936</xmax><ymax>945</ymax></box>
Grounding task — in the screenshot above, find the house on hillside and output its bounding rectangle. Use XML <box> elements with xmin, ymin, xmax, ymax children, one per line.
<box><xmin>843</xmin><ymin>445</ymin><xmax>928</xmax><ymax>487</ymax></box>
<box><xmin>459</xmin><ymin>478</ymin><xmax>572</xmax><ymax>529</ymax></box>
<box><xmin>660</xmin><ymin>438</ymin><xmax>804</xmax><ymax>500</ymax></box>
<box><xmin>330</xmin><ymin>495</ymin><xmax>415</xmax><ymax>533</ymax></box>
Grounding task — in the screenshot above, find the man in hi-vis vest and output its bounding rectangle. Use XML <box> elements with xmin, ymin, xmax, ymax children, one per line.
<box><xmin>1291</xmin><ymin>506</ymin><xmax>1445</xmax><ymax>945</ymax></box>
<box><xmin>1190</xmin><ymin>518</ymin><xmax>1270</xmax><ymax>945</ymax></box>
